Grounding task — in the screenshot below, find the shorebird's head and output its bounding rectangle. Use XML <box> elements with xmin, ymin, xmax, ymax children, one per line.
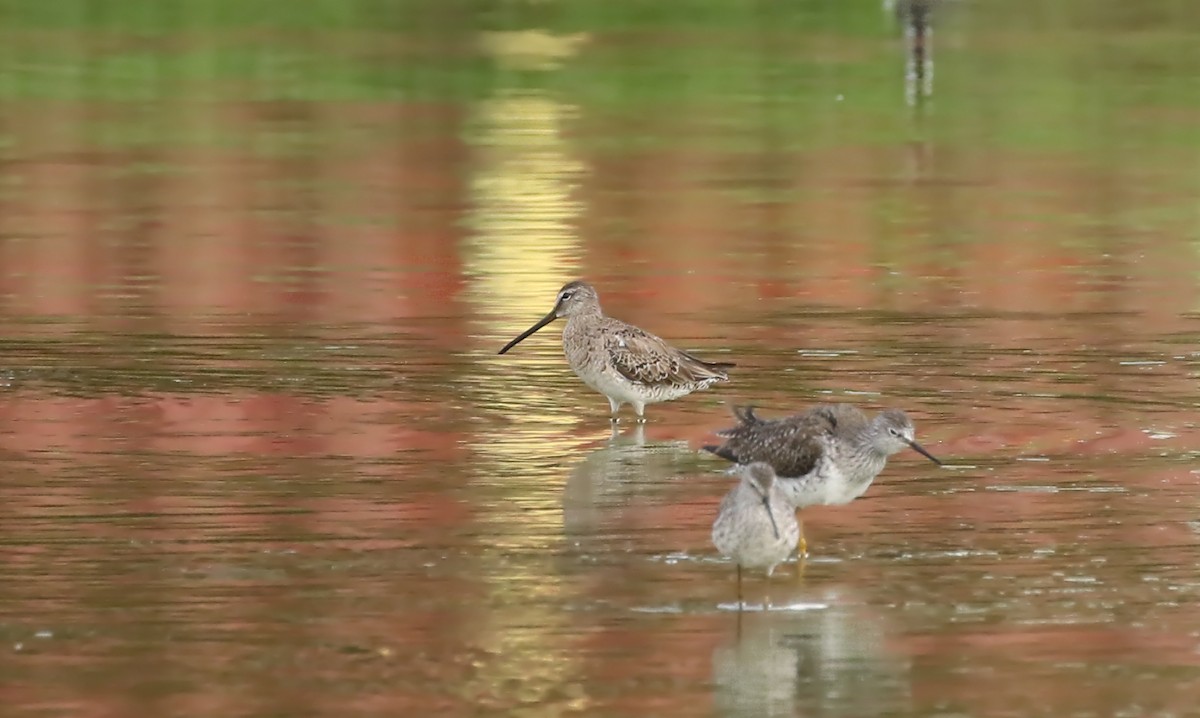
<box><xmin>736</xmin><ymin>462</ymin><xmax>781</xmax><ymax>540</ymax></box>
<box><xmin>736</xmin><ymin>461</ymin><xmax>777</xmax><ymax>494</ymax></box>
<box><xmin>497</xmin><ymin>280</ymin><xmax>600</xmax><ymax>355</ymax></box>
<box><xmin>873</xmin><ymin>409</ymin><xmax>942</xmax><ymax>465</ymax></box>
<box><xmin>550</xmin><ymin>280</ymin><xmax>600</xmax><ymax>318</ymax></box>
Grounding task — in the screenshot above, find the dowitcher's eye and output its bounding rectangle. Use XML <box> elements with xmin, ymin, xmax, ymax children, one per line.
<box><xmin>561</xmin><ymin>291</ymin><xmax>574</xmax><ymax>301</ymax></box>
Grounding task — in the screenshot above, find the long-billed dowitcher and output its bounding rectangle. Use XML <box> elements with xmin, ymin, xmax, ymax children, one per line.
<box><xmin>712</xmin><ymin>462</ymin><xmax>800</xmax><ymax>609</ymax></box>
<box><xmin>498</xmin><ymin>281</ymin><xmax>734</xmax><ymax>422</ymax></box>
<box><xmin>705</xmin><ymin>404</ymin><xmax>942</xmax><ymax>553</ymax></box>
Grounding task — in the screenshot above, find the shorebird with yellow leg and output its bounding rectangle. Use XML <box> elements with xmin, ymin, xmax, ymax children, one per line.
<box><xmin>712</xmin><ymin>462</ymin><xmax>800</xmax><ymax>610</ymax></box>
<box><xmin>498</xmin><ymin>281</ymin><xmax>734</xmax><ymax>422</ymax></box>
<box><xmin>705</xmin><ymin>403</ymin><xmax>943</xmax><ymax>555</ymax></box>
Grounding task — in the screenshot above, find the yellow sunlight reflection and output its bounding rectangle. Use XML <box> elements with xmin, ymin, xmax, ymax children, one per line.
<box><xmin>463</xmin><ymin>27</ymin><xmax>589</xmax><ymax>433</ymax></box>
<box><xmin>457</xmin><ymin>32</ymin><xmax>593</xmax><ymax>698</ymax></box>
<box><xmin>463</xmin><ymin>24</ymin><xmax>587</xmax><ymax>326</ymax></box>
<box><xmin>463</xmin><ymin>86</ymin><xmax>585</xmax><ymax>320</ymax></box>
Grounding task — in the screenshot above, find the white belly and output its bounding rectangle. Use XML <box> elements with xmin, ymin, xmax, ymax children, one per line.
<box><xmin>580</xmin><ymin>367</ymin><xmax>691</xmax><ymax>406</ymax></box>
<box><xmin>777</xmin><ymin>458</ymin><xmax>860</xmax><ymax>508</ymax></box>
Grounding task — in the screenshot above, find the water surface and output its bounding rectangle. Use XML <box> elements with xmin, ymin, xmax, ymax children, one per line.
<box><xmin>2</xmin><ymin>1</ymin><xmax>1200</xmax><ymax>716</ymax></box>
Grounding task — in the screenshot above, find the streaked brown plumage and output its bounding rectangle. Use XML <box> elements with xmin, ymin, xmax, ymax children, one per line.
<box><xmin>498</xmin><ymin>281</ymin><xmax>734</xmax><ymax>421</ymax></box>
<box><xmin>704</xmin><ymin>403</ymin><xmax>942</xmax><ymax>508</ymax></box>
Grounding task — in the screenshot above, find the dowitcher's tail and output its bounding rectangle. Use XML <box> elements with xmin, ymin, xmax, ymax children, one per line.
<box><xmin>705</xmin><ymin>359</ymin><xmax>736</xmax><ymax>375</ymax></box>
<box><xmin>677</xmin><ymin>349</ymin><xmax>734</xmax><ymax>381</ymax></box>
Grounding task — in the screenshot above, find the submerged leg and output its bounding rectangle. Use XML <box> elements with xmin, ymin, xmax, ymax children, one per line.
<box><xmin>632</xmin><ymin>401</ymin><xmax>647</xmax><ymax>424</ymax></box>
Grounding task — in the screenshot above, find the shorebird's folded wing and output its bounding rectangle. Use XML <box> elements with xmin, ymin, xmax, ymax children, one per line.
<box><xmin>605</xmin><ymin>324</ymin><xmax>730</xmax><ymax>388</ymax></box>
<box><xmin>707</xmin><ymin>408</ymin><xmax>832</xmax><ymax>478</ymax></box>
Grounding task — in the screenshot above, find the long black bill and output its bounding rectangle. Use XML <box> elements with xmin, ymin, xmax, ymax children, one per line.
<box><xmin>906</xmin><ymin>439</ymin><xmax>943</xmax><ymax>466</ymax></box>
<box><xmin>498</xmin><ymin>310</ymin><xmax>558</xmax><ymax>355</ymax></box>
<box><xmin>761</xmin><ymin>496</ymin><xmax>781</xmax><ymax>540</ymax></box>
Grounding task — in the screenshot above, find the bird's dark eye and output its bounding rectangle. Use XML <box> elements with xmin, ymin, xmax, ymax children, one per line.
<box><xmin>889</xmin><ymin>428</ymin><xmax>900</xmax><ymax>436</ymax></box>
<box><xmin>561</xmin><ymin>292</ymin><xmax>574</xmax><ymax>301</ymax></box>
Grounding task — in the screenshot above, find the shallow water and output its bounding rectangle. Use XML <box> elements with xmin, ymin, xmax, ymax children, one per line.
<box><xmin>2</xmin><ymin>0</ymin><xmax>1200</xmax><ymax>716</ymax></box>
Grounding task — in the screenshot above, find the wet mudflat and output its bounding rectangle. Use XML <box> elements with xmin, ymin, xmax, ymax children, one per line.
<box><xmin>2</xmin><ymin>0</ymin><xmax>1200</xmax><ymax>716</ymax></box>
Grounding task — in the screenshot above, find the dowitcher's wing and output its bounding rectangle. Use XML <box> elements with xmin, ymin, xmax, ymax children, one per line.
<box><xmin>604</xmin><ymin>321</ymin><xmax>732</xmax><ymax>388</ymax></box>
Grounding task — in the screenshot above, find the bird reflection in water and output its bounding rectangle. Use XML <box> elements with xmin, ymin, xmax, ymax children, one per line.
<box><xmin>885</xmin><ymin>0</ymin><xmax>940</xmax><ymax>105</ymax></box>
<box><xmin>562</xmin><ymin>423</ymin><xmax>696</xmax><ymax>541</ymax></box>
<box><xmin>712</xmin><ymin>584</ymin><xmax>911</xmax><ymax>718</ymax></box>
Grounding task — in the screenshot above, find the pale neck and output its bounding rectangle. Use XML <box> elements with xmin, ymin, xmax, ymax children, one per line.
<box><xmin>566</xmin><ymin>306</ymin><xmax>603</xmax><ymax>321</ymax></box>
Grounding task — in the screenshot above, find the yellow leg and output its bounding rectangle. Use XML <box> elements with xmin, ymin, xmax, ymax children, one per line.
<box><xmin>797</xmin><ymin>512</ymin><xmax>808</xmax><ymax>559</ymax></box>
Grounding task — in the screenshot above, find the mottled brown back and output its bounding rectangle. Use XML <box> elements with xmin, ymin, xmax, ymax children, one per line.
<box><xmin>704</xmin><ymin>403</ymin><xmax>869</xmax><ymax>477</ymax></box>
<box><xmin>603</xmin><ymin>319</ymin><xmax>734</xmax><ymax>387</ymax></box>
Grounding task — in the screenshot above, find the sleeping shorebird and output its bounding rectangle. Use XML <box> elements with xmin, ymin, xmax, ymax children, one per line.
<box><xmin>498</xmin><ymin>281</ymin><xmax>734</xmax><ymax>422</ymax></box>
<box><xmin>711</xmin><ymin>462</ymin><xmax>801</xmax><ymax>609</ymax></box>
<box><xmin>704</xmin><ymin>404</ymin><xmax>942</xmax><ymax>553</ymax></box>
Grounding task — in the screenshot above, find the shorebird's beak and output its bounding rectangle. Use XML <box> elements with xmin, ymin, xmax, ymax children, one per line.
<box><xmin>498</xmin><ymin>309</ymin><xmax>559</xmax><ymax>354</ymax></box>
<box><xmin>906</xmin><ymin>439</ymin><xmax>943</xmax><ymax>466</ymax></box>
<box><xmin>761</xmin><ymin>495</ymin><xmax>781</xmax><ymax>540</ymax></box>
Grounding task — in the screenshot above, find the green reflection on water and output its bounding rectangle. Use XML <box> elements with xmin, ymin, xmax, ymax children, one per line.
<box><xmin>0</xmin><ymin>0</ymin><xmax>1195</xmax><ymax>151</ymax></box>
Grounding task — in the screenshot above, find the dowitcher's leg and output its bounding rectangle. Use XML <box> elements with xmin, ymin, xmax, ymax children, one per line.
<box><xmin>736</xmin><ymin>564</ymin><xmax>744</xmax><ymax>611</ymax></box>
<box><xmin>632</xmin><ymin>401</ymin><xmax>646</xmax><ymax>424</ymax></box>
<box><xmin>607</xmin><ymin>396</ymin><xmax>623</xmax><ymax>423</ymax></box>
